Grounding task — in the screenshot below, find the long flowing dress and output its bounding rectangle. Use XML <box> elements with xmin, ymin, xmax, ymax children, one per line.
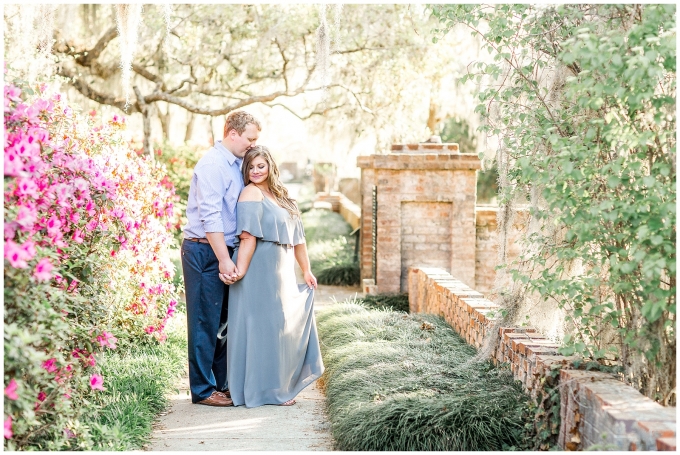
<box><xmin>227</xmin><ymin>198</ymin><xmax>324</xmax><ymax>407</ymax></box>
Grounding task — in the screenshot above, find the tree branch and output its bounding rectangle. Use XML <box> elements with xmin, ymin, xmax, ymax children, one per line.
<box><xmin>75</xmin><ymin>26</ymin><xmax>118</xmax><ymax>67</ymax></box>
<box><xmin>132</xmin><ymin>63</ymin><xmax>165</xmax><ymax>89</ymax></box>
<box><xmin>57</xmin><ymin>65</ymin><xmax>138</xmax><ymax>113</ymax></box>
<box><xmin>264</xmin><ymin>102</ymin><xmax>346</xmax><ymax>120</ymax></box>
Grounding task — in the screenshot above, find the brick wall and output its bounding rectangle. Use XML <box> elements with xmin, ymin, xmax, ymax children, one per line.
<box><xmin>474</xmin><ymin>206</ymin><xmax>529</xmax><ymax>296</ymax></box>
<box><xmin>400</xmin><ymin>202</ymin><xmax>452</xmax><ymax>290</ymax></box>
<box><xmin>408</xmin><ymin>266</ymin><xmax>676</xmax><ymax>451</ymax></box>
<box><xmin>357</xmin><ymin>144</ymin><xmax>480</xmax><ymax>293</ymax></box>
<box><xmin>474</xmin><ymin>207</ymin><xmax>498</xmax><ymax>295</ymax></box>
<box><xmin>314</xmin><ymin>192</ymin><xmax>361</xmax><ymax>230</ymax></box>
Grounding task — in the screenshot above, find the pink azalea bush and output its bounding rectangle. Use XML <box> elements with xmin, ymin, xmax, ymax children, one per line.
<box><xmin>3</xmin><ymin>75</ymin><xmax>180</xmax><ymax>450</ymax></box>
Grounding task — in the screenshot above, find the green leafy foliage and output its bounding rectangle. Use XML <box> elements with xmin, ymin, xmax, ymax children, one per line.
<box><xmin>153</xmin><ymin>141</ymin><xmax>201</xmax><ymax>247</ymax></box>
<box><xmin>438</xmin><ymin>116</ymin><xmax>477</xmax><ymax>154</ymax></box>
<box><xmin>88</xmin><ymin>318</ymin><xmax>187</xmax><ymax>450</ymax></box>
<box><xmin>302</xmin><ymin>208</ymin><xmax>358</xmax><ymax>285</ymax></box>
<box><xmin>361</xmin><ymin>293</ymin><xmax>410</xmax><ymax>313</ymax></box>
<box><xmin>316</xmin><ymin>263</ymin><xmax>360</xmax><ymax>286</ymax></box>
<box><xmin>317</xmin><ymin>301</ymin><xmax>535</xmax><ymax>451</ymax></box>
<box><xmin>4</xmin><ymin>75</ymin><xmax>180</xmax><ymax>449</ymax></box>
<box><xmin>431</xmin><ymin>4</ymin><xmax>676</xmax><ymax>403</ymax></box>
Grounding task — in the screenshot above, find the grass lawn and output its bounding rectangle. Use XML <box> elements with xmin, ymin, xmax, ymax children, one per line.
<box><xmin>316</xmin><ymin>300</ymin><xmax>534</xmax><ymax>451</ymax></box>
<box><xmin>89</xmin><ymin>314</ymin><xmax>187</xmax><ymax>450</ymax></box>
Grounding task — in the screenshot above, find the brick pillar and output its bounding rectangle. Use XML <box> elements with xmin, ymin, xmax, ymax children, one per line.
<box><xmin>357</xmin><ymin>143</ymin><xmax>481</xmax><ymax>293</ymax></box>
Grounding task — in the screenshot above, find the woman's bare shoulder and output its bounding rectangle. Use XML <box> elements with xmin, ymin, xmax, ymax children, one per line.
<box><xmin>238</xmin><ymin>184</ymin><xmax>264</xmax><ymax>202</ymax></box>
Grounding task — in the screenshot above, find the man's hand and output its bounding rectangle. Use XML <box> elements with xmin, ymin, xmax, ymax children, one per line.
<box><xmin>219</xmin><ymin>259</ymin><xmax>240</xmax><ymax>285</ymax></box>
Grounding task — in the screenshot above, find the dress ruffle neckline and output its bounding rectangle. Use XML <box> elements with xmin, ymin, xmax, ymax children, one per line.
<box><xmin>234</xmin><ymin>199</ymin><xmax>305</xmax><ymax>247</ymax></box>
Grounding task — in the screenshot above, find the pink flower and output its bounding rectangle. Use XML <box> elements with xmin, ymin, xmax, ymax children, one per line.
<box><xmin>4</xmin><ymin>223</ymin><xmax>17</xmax><ymax>241</ymax></box>
<box><xmin>21</xmin><ymin>239</ymin><xmax>36</xmax><ymax>261</ymax></box>
<box><xmin>15</xmin><ymin>204</ymin><xmax>37</xmax><ymax>228</ymax></box>
<box><xmin>144</xmin><ymin>326</ymin><xmax>155</xmax><ymax>334</ymax></box>
<box><xmin>4</xmin><ymin>240</ymin><xmax>28</xmax><ymax>268</ymax></box>
<box><xmin>37</xmin><ymin>391</ymin><xmax>47</xmax><ymax>402</ymax></box>
<box><xmin>67</xmin><ymin>279</ymin><xmax>79</xmax><ymax>293</ymax></box>
<box><xmin>63</xmin><ymin>428</ymin><xmax>76</xmax><ymax>439</ymax></box>
<box><xmin>42</xmin><ymin>358</ymin><xmax>58</xmax><ymax>373</ymax></box>
<box><xmin>47</xmin><ymin>219</ymin><xmax>64</xmax><ymax>242</ymax></box>
<box><xmin>4</xmin><ymin>379</ymin><xmax>18</xmax><ymax>400</ymax></box>
<box><xmin>34</xmin><ymin>257</ymin><xmax>54</xmax><ymax>281</ymax></box>
<box><xmin>85</xmin><ymin>200</ymin><xmax>95</xmax><ymax>216</ymax></box>
<box><xmin>15</xmin><ymin>178</ymin><xmax>39</xmax><ymax>198</ymax></box>
<box><xmin>4</xmin><ymin>416</ymin><xmax>12</xmax><ymax>439</ymax></box>
<box><xmin>71</xmin><ymin>229</ymin><xmax>84</xmax><ymax>244</ymax></box>
<box><xmin>89</xmin><ymin>374</ymin><xmax>104</xmax><ymax>391</ymax></box>
<box><xmin>4</xmin><ymin>152</ymin><xmax>22</xmax><ymax>176</ymax></box>
<box><xmin>96</xmin><ymin>331</ymin><xmax>117</xmax><ymax>350</ymax></box>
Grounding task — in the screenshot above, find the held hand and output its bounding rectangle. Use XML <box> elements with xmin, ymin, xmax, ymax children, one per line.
<box><xmin>219</xmin><ymin>259</ymin><xmax>240</xmax><ymax>284</ymax></box>
<box><xmin>220</xmin><ymin>273</ymin><xmax>239</xmax><ymax>285</ymax></box>
<box><xmin>303</xmin><ymin>270</ymin><xmax>317</xmax><ymax>290</ymax></box>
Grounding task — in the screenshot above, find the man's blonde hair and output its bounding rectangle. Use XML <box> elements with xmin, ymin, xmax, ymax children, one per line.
<box><xmin>224</xmin><ymin>111</ymin><xmax>261</xmax><ymax>136</ymax></box>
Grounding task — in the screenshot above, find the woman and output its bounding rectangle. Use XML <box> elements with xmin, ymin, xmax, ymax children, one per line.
<box><xmin>226</xmin><ymin>146</ymin><xmax>324</xmax><ymax>407</ymax></box>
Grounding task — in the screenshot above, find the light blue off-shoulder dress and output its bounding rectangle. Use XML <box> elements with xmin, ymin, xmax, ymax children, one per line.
<box><xmin>227</xmin><ymin>198</ymin><xmax>324</xmax><ymax>407</ymax></box>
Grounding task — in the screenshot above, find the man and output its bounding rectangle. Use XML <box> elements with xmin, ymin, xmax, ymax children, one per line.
<box><xmin>181</xmin><ymin>111</ymin><xmax>260</xmax><ymax>406</ymax></box>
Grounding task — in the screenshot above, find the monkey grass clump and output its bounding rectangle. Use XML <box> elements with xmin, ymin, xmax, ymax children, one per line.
<box><xmin>316</xmin><ymin>301</ymin><xmax>533</xmax><ymax>451</ymax></box>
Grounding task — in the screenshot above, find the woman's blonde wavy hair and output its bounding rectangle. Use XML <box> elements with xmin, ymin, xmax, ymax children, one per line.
<box><xmin>242</xmin><ymin>146</ymin><xmax>299</xmax><ymax>218</ymax></box>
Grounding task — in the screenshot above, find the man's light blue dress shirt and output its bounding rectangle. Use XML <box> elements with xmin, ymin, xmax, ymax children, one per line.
<box><xmin>183</xmin><ymin>141</ymin><xmax>244</xmax><ymax>247</ymax></box>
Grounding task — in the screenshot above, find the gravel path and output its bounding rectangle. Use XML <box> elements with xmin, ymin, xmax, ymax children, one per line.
<box><xmin>146</xmin><ymin>284</ymin><xmax>360</xmax><ymax>451</ymax></box>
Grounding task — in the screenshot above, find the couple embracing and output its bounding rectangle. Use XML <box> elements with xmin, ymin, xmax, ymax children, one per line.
<box><xmin>180</xmin><ymin>111</ymin><xmax>324</xmax><ymax>408</ymax></box>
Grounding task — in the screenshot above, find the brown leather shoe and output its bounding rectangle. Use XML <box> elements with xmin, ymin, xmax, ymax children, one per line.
<box><xmin>217</xmin><ymin>389</ymin><xmax>231</xmax><ymax>398</ymax></box>
<box><xmin>196</xmin><ymin>391</ymin><xmax>233</xmax><ymax>407</ymax></box>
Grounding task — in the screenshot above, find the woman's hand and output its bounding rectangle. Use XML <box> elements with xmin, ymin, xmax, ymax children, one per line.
<box><xmin>303</xmin><ymin>270</ymin><xmax>317</xmax><ymax>290</ymax></box>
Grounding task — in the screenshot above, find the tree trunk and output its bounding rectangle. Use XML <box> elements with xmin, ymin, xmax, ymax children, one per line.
<box><xmin>185</xmin><ymin>112</ymin><xmax>195</xmax><ymax>143</ymax></box>
<box><xmin>156</xmin><ymin>103</ymin><xmax>170</xmax><ymax>140</ymax></box>
<box><xmin>133</xmin><ymin>86</ymin><xmax>153</xmax><ymax>158</ymax></box>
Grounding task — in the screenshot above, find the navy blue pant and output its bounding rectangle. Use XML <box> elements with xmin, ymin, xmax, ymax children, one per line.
<box><xmin>181</xmin><ymin>239</ymin><xmax>232</xmax><ymax>403</ymax></box>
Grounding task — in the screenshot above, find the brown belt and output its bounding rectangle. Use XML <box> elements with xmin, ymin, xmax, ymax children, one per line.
<box><xmin>184</xmin><ymin>237</ymin><xmax>210</xmax><ymax>244</ymax></box>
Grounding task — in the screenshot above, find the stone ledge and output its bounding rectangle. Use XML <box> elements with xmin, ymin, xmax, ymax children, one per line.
<box><xmin>357</xmin><ymin>153</ymin><xmax>481</xmax><ymax>170</ymax></box>
<box><xmin>408</xmin><ymin>266</ymin><xmax>676</xmax><ymax>451</ymax></box>
<box><xmin>657</xmin><ymin>437</ymin><xmax>676</xmax><ymax>451</ymax></box>
<box><xmin>391</xmin><ymin>143</ymin><xmax>460</xmax><ymax>153</ymax></box>
<box><xmin>560</xmin><ymin>369</ymin><xmax>676</xmax><ymax>451</ymax></box>
<box><xmin>313</xmin><ymin>192</ymin><xmax>361</xmax><ymax>230</ymax></box>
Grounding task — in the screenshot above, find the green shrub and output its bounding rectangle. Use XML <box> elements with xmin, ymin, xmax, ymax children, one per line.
<box><xmin>317</xmin><ymin>263</ymin><xmax>361</xmax><ymax>286</ymax></box>
<box><xmin>153</xmin><ymin>141</ymin><xmax>202</xmax><ymax>247</ymax></box>
<box><xmin>4</xmin><ymin>78</ymin><xmax>180</xmax><ymax>450</ymax></box>
<box><xmin>301</xmin><ymin>208</ymin><xmax>352</xmax><ymax>242</ymax></box>
<box><xmin>317</xmin><ymin>302</ymin><xmax>533</xmax><ymax>451</ymax></box>
<box><xmin>362</xmin><ymin>293</ymin><xmax>410</xmax><ymax>312</ymax></box>
<box><xmin>302</xmin><ymin>209</ymin><xmax>358</xmax><ymax>279</ymax></box>
<box><xmin>89</xmin><ymin>315</ymin><xmax>187</xmax><ymax>450</ymax></box>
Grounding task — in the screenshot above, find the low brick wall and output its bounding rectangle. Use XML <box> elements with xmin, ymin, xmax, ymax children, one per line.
<box><xmin>408</xmin><ymin>266</ymin><xmax>676</xmax><ymax>451</ymax></box>
<box><xmin>314</xmin><ymin>191</ymin><xmax>361</xmax><ymax>230</ymax></box>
